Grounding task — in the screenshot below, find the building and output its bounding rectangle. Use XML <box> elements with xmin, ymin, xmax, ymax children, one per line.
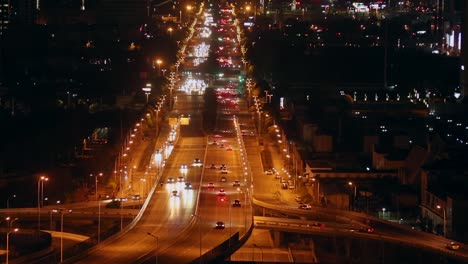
<box><xmin>420</xmin><ymin>158</ymin><xmax>468</xmax><ymax>242</ymax></box>
<box><xmin>0</xmin><ymin>0</ymin><xmax>11</xmax><ymax>35</ymax></box>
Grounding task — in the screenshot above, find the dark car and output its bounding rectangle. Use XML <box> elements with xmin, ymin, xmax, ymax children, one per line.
<box><xmin>359</xmin><ymin>227</ymin><xmax>375</xmax><ymax>233</ymax></box>
<box><xmin>232</xmin><ymin>199</ymin><xmax>241</xmax><ymax>207</ymax></box>
<box><xmin>184</xmin><ymin>182</ymin><xmax>192</xmax><ymax>189</ymax></box>
<box><xmin>215</xmin><ymin>221</ymin><xmax>225</xmax><ymax>229</ymax></box>
<box><xmin>311</xmin><ymin>222</ymin><xmax>326</xmax><ymax>228</ymax></box>
<box><xmin>446</xmin><ymin>242</ymin><xmax>460</xmax><ymax>250</ymax></box>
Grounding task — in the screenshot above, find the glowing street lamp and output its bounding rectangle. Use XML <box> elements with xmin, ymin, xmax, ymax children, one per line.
<box><xmin>142</xmin><ymin>83</ymin><xmax>152</xmax><ymax>104</ymax></box>
<box><xmin>156</xmin><ymin>59</ymin><xmax>163</xmax><ymax>75</ymax></box>
<box><xmin>436</xmin><ymin>205</ymin><xmax>447</xmax><ymax>237</ymax></box>
<box><xmin>5</xmin><ymin>227</ymin><xmax>19</xmax><ymax>264</ymax></box>
<box><xmin>37</xmin><ymin>176</ymin><xmax>49</xmax><ymax>230</ymax></box>
<box><xmin>90</xmin><ymin>172</ymin><xmax>103</xmax><ymax>243</ymax></box>
<box><xmin>348</xmin><ymin>181</ymin><xmax>357</xmax><ymax>210</ymax></box>
<box><xmin>167</xmin><ymin>27</ymin><xmax>173</xmax><ymax>38</ymax></box>
<box><xmin>52</xmin><ymin>208</ymin><xmax>72</xmax><ymax>263</ymax></box>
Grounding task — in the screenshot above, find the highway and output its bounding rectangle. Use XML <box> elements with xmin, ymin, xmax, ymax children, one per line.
<box><xmin>6</xmin><ymin>3</ymin><xmax>467</xmax><ymax>264</ymax></box>
<box><xmin>66</xmin><ymin>4</ymin><xmax>254</xmax><ymax>263</ymax></box>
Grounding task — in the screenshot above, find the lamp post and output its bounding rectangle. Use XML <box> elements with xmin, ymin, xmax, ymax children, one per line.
<box><xmin>155</xmin><ymin>107</ymin><xmax>160</xmax><ymax>136</ymax></box>
<box><xmin>167</xmin><ymin>27</ymin><xmax>173</xmax><ymax>38</ymax></box>
<box><xmin>6</xmin><ymin>194</ymin><xmax>16</xmax><ymax>215</ymax></box>
<box><xmin>143</xmin><ymin>83</ymin><xmax>152</xmax><ymax>104</ymax></box>
<box><xmin>37</xmin><ymin>176</ymin><xmax>49</xmax><ymax>230</ymax></box>
<box><xmin>146</xmin><ymin>232</ymin><xmax>159</xmax><ymax>264</ymax></box>
<box><xmin>436</xmin><ymin>205</ymin><xmax>447</xmax><ymax>237</ymax></box>
<box><xmin>156</xmin><ymin>59</ymin><xmax>162</xmax><ymax>76</ymax></box>
<box><xmin>90</xmin><ymin>172</ymin><xmax>103</xmax><ymax>243</ymax></box>
<box><xmin>186</xmin><ymin>5</ymin><xmax>193</xmax><ymax>23</ymax></box>
<box><xmin>348</xmin><ymin>181</ymin><xmax>357</xmax><ymax>210</ymax></box>
<box><xmin>312</xmin><ymin>178</ymin><xmax>320</xmax><ymax>204</ymax></box>
<box><xmin>169</xmin><ymin>86</ymin><xmax>174</xmax><ymax>111</ymax></box>
<box><xmin>6</xmin><ymin>226</ymin><xmax>19</xmax><ymax>264</ymax></box>
<box><xmin>53</xmin><ymin>208</ymin><xmax>72</xmax><ymax>263</ymax></box>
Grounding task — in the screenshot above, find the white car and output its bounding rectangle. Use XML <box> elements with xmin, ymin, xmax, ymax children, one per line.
<box><xmin>193</xmin><ymin>158</ymin><xmax>203</xmax><ymax>166</ymax></box>
<box><xmin>221</xmin><ymin>169</ymin><xmax>228</xmax><ymax>174</ymax></box>
<box><xmin>265</xmin><ymin>170</ymin><xmax>273</xmax><ymax>175</ymax></box>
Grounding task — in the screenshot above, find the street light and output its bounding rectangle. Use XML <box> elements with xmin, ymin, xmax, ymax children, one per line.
<box><xmin>6</xmin><ymin>194</ymin><xmax>16</xmax><ymax>215</ymax></box>
<box><xmin>155</xmin><ymin>107</ymin><xmax>161</xmax><ymax>136</ymax></box>
<box><xmin>167</xmin><ymin>27</ymin><xmax>173</xmax><ymax>38</ymax></box>
<box><xmin>312</xmin><ymin>178</ymin><xmax>320</xmax><ymax>204</ymax></box>
<box><xmin>146</xmin><ymin>232</ymin><xmax>159</xmax><ymax>264</ymax></box>
<box><xmin>156</xmin><ymin>59</ymin><xmax>163</xmax><ymax>76</ymax></box>
<box><xmin>90</xmin><ymin>172</ymin><xmax>103</xmax><ymax>243</ymax></box>
<box><xmin>348</xmin><ymin>181</ymin><xmax>357</xmax><ymax>210</ymax></box>
<box><xmin>53</xmin><ymin>208</ymin><xmax>72</xmax><ymax>263</ymax></box>
<box><xmin>37</xmin><ymin>176</ymin><xmax>49</xmax><ymax>230</ymax></box>
<box><xmin>436</xmin><ymin>205</ymin><xmax>447</xmax><ymax>237</ymax></box>
<box><xmin>168</xmin><ymin>86</ymin><xmax>174</xmax><ymax>111</ymax></box>
<box><xmin>186</xmin><ymin>5</ymin><xmax>193</xmax><ymax>13</ymax></box>
<box><xmin>6</xmin><ymin>228</ymin><xmax>19</xmax><ymax>264</ymax></box>
<box><xmin>143</xmin><ymin>83</ymin><xmax>152</xmax><ymax>104</ymax></box>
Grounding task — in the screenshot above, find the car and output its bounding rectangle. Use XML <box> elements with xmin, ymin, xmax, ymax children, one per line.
<box><xmin>172</xmin><ymin>190</ymin><xmax>179</xmax><ymax>197</ymax></box>
<box><xmin>265</xmin><ymin>170</ymin><xmax>273</xmax><ymax>175</ymax></box>
<box><xmin>177</xmin><ymin>176</ymin><xmax>185</xmax><ymax>182</ymax></box>
<box><xmin>295</xmin><ymin>196</ymin><xmax>302</xmax><ymax>203</ymax></box>
<box><xmin>214</xmin><ymin>134</ymin><xmax>222</xmax><ymax>138</ymax></box>
<box><xmin>233</xmin><ymin>180</ymin><xmax>240</xmax><ymax>187</ymax></box>
<box><xmin>211</xmin><ymin>141</ymin><xmax>218</xmax><ymax>145</ymax></box>
<box><xmin>132</xmin><ymin>194</ymin><xmax>141</xmax><ymax>200</ymax></box>
<box><xmin>220</xmin><ymin>176</ymin><xmax>227</xmax><ymax>182</ymax></box>
<box><xmin>218</xmin><ymin>189</ymin><xmax>226</xmax><ymax>196</ymax></box>
<box><xmin>359</xmin><ymin>227</ymin><xmax>375</xmax><ymax>233</ymax></box>
<box><xmin>219</xmin><ymin>144</ymin><xmax>224</xmax><ymax>148</ymax></box>
<box><xmin>446</xmin><ymin>242</ymin><xmax>460</xmax><ymax>250</ymax></box>
<box><xmin>207</xmin><ymin>182</ymin><xmax>215</xmax><ymax>188</ymax></box>
<box><xmin>281</xmin><ymin>183</ymin><xmax>288</xmax><ymax>189</ymax></box>
<box><xmin>167</xmin><ymin>177</ymin><xmax>175</xmax><ymax>183</ymax></box>
<box><xmin>215</xmin><ymin>221</ymin><xmax>225</xmax><ymax>229</ymax></box>
<box><xmin>275</xmin><ymin>174</ymin><xmax>281</xmax><ymax>179</ymax></box>
<box><xmin>299</xmin><ymin>204</ymin><xmax>312</xmax><ymax>210</ymax></box>
<box><xmin>220</xmin><ymin>164</ymin><xmax>226</xmax><ymax>170</ymax></box>
<box><xmin>232</xmin><ymin>199</ymin><xmax>241</xmax><ymax>207</ymax></box>
<box><xmin>226</xmin><ymin>146</ymin><xmax>232</xmax><ymax>151</ymax></box>
<box><xmin>184</xmin><ymin>182</ymin><xmax>192</xmax><ymax>189</ymax></box>
<box><xmin>221</xmin><ymin>169</ymin><xmax>228</xmax><ymax>174</ymax></box>
<box><xmin>193</xmin><ymin>158</ymin><xmax>202</xmax><ymax>166</ymax></box>
<box><xmin>311</xmin><ymin>222</ymin><xmax>326</xmax><ymax>228</ymax></box>
<box><xmin>180</xmin><ymin>164</ymin><xmax>188</xmax><ymax>170</ymax></box>
<box><xmin>210</xmin><ymin>164</ymin><xmax>217</xmax><ymax>169</ymax></box>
